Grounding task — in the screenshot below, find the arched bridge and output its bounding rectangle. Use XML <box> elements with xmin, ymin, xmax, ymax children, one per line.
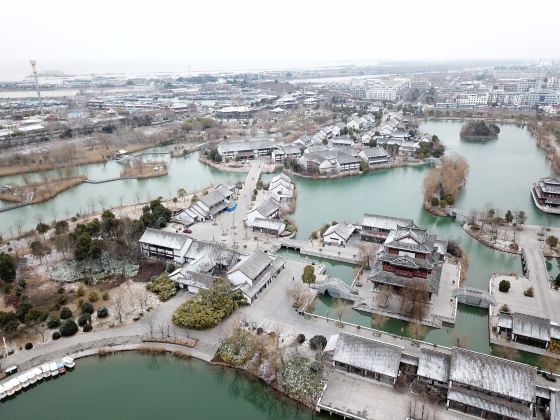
<box><xmin>311</xmin><ymin>277</ymin><xmax>361</xmax><ymax>302</ymax></box>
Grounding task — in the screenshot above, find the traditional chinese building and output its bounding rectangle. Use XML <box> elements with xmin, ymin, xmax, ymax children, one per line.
<box><xmin>369</xmin><ymin>222</ymin><xmax>445</xmax><ymax>299</ymax></box>
<box><xmin>532</xmin><ymin>177</ymin><xmax>560</xmax><ymax>213</ymax></box>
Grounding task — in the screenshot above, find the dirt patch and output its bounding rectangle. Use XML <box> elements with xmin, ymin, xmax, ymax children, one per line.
<box><xmin>135</xmin><ymin>261</ymin><xmax>166</xmax><ymax>283</ymax></box>
<box><xmin>97</xmin><ymin>275</ymin><xmax>128</xmax><ymax>291</ymax></box>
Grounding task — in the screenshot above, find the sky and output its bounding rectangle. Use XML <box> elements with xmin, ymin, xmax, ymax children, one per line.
<box><xmin>1</xmin><ymin>0</ymin><xmax>559</xmax><ymax>80</ymax></box>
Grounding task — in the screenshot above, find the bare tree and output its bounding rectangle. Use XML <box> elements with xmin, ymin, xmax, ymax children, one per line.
<box><xmin>146</xmin><ymin>318</ymin><xmax>154</xmax><ymax>338</ymax></box>
<box><xmin>334</xmin><ymin>299</ymin><xmax>348</xmax><ymax>324</ymax></box>
<box><xmin>114</xmin><ymin>294</ymin><xmax>125</xmax><ymax>324</ymax></box>
<box><xmin>407</xmin><ymin>320</ymin><xmax>428</xmax><ymax>340</ymax></box>
<box><xmin>286</xmin><ymin>283</ymin><xmax>311</xmax><ymax>309</ymax></box>
<box><xmin>400</xmin><ymin>279</ymin><xmax>430</xmax><ymax>321</ymax></box>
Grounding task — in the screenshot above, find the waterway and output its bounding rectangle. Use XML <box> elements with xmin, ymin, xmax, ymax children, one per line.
<box><xmin>284</xmin><ymin>120</ymin><xmax>556</xmax><ymax>359</ymax></box>
<box><xmin>0</xmin><ymin>353</ymin><xmax>325</xmax><ymax>419</ymax></box>
<box><xmin>0</xmin><ymin>150</ymin><xmax>244</xmax><ymax>236</ymax></box>
<box><xmin>0</xmin><ymin>120</ymin><xmax>556</xmax><ymax>359</ymax></box>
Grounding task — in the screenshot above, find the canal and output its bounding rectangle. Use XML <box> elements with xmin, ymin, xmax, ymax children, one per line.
<box><xmin>0</xmin><ymin>150</ymin><xmax>245</xmax><ymax>235</ymax></box>
<box><xmin>0</xmin><ymin>120</ymin><xmax>556</xmax><ymax>359</ymax></box>
<box><xmin>0</xmin><ymin>353</ymin><xmax>326</xmax><ymax>419</ymax></box>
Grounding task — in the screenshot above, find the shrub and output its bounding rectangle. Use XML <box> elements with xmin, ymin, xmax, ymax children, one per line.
<box><xmin>78</xmin><ymin>313</ymin><xmax>91</xmax><ymax>327</ymax></box>
<box><xmin>498</xmin><ymin>279</ymin><xmax>511</xmax><ymax>293</ymax></box>
<box><xmin>81</xmin><ymin>302</ymin><xmax>94</xmax><ymax>314</ymax></box>
<box><xmin>172</xmin><ymin>278</ymin><xmax>243</xmax><ymax>330</ymax></box>
<box><xmin>296</xmin><ymin>334</ymin><xmax>306</xmax><ymax>344</ymax></box>
<box><xmin>97</xmin><ymin>307</ymin><xmax>109</xmax><ymax>318</ymax></box>
<box><xmin>500</xmin><ymin>304</ymin><xmax>511</xmax><ymax>314</ymax></box>
<box><xmin>24</xmin><ymin>342</ymin><xmax>33</xmax><ymax>350</ymax></box>
<box><xmin>47</xmin><ymin>315</ymin><xmax>61</xmax><ymax>329</ymax></box>
<box><xmin>546</xmin><ymin>235</ymin><xmax>559</xmax><ymax>248</ymax></box>
<box><xmin>166</xmin><ymin>262</ymin><xmax>176</xmax><ymax>274</ymax></box>
<box><xmin>88</xmin><ymin>291</ymin><xmax>99</xmax><ymax>302</ymax></box>
<box><xmin>102</xmin><ymin>291</ymin><xmax>109</xmax><ymax>301</ymax></box>
<box><xmin>83</xmin><ymin>324</ymin><xmax>93</xmax><ymax>332</ymax></box>
<box><xmin>77</xmin><ymin>285</ymin><xmax>85</xmax><ymax>297</ymax></box>
<box><xmin>430</xmin><ymin>197</ymin><xmax>439</xmax><ymax>207</ymax></box>
<box><xmin>59</xmin><ymin>319</ymin><xmax>79</xmax><ymax>337</ymax></box>
<box><xmin>24</xmin><ymin>308</ymin><xmax>48</xmax><ymax>324</ymax></box>
<box><xmin>58</xmin><ymin>294</ymin><xmax>68</xmax><ymax>306</ymax></box>
<box><xmin>0</xmin><ymin>252</ymin><xmax>16</xmax><ymax>282</ymax></box>
<box><xmin>524</xmin><ymin>287</ymin><xmax>534</xmax><ymax>297</ymax></box>
<box><xmin>309</xmin><ymin>335</ymin><xmax>327</xmax><ymax>350</ymax></box>
<box><xmin>60</xmin><ymin>307</ymin><xmax>73</xmax><ymax>319</ymax></box>
<box><xmin>52</xmin><ymin>331</ymin><xmax>61</xmax><ymax>340</ymax></box>
<box><xmin>147</xmin><ymin>274</ymin><xmax>177</xmax><ymax>302</ymax></box>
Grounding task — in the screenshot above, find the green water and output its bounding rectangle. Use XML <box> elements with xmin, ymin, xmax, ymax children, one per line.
<box><xmin>284</xmin><ymin>120</ymin><xmax>558</xmax><ymax>356</ymax></box>
<box><xmin>0</xmin><ymin>353</ymin><xmax>325</xmax><ymax>420</ymax></box>
<box><xmin>0</xmin><ymin>151</ymin><xmax>244</xmax><ymax>237</ymax></box>
<box><xmin>1</xmin><ymin>120</ymin><xmax>555</xmax><ymax>357</ymax></box>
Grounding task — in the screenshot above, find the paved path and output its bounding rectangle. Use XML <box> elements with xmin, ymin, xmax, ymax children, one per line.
<box><xmin>3</xmin><ymin>292</ymin><xmax>224</xmax><ymax>370</ymax></box>
<box><xmin>516</xmin><ymin>225</ymin><xmax>560</xmax><ymax>323</ymax></box>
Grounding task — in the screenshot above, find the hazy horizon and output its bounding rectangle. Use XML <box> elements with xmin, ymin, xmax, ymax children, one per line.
<box><xmin>1</xmin><ymin>0</ymin><xmax>560</xmax><ymax>80</ymax></box>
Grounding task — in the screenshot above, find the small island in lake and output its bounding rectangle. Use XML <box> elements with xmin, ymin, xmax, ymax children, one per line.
<box><xmin>460</xmin><ymin>120</ymin><xmax>500</xmax><ymax>140</ymax></box>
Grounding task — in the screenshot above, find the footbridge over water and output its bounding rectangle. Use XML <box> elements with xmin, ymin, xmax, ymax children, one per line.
<box><xmin>311</xmin><ymin>277</ymin><xmax>361</xmax><ymax>302</ymax></box>
<box><xmin>453</xmin><ymin>287</ymin><xmax>495</xmax><ymax>308</ymax></box>
<box><xmin>445</xmin><ymin>207</ymin><xmax>467</xmax><ymax>224</ymax></box>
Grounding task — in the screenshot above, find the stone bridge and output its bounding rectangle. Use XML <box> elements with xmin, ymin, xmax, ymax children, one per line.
<box><xmin>453</xmin><ymin>287</ymin><xmax>495</xmax><ymax>308</ymax></box>
<box><xmin>311</xmin><ymin>277</ymin><xmax>361</xmax><ymax>302</ymax></box>
<box><xmin>445</xmin><ymin>207</ymin><xmax>467</xmax><ymax>224</ymax></box>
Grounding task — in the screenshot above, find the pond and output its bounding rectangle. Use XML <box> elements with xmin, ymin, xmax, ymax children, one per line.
<box><xmin>0</xmin><ymin>353</ymin><xmax>326</xmax><ymax>420</ymax></box>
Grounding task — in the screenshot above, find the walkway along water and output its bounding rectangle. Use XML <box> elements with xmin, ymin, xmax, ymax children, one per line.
<box><xmin>0</xmin><ymin>120</ymin><xmax>556</xmax><ymax>360</ymax></box>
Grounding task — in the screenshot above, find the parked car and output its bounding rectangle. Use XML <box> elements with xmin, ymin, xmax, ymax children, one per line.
<box><xmin>183</xmin><ymin>228</ymin><xmax>192</xmax><ymax>234</ymax></box>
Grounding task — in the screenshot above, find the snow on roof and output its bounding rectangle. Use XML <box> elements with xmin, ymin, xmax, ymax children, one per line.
<box><xmin>449</xmin><ymin>348</ymin><xmax>536</xmax><ymax>402</ymax></box>
<box><xmin>417</xmin><ymin>348</ymin><xmax>451</xmax><ymax>383</ymax></box>
<box><xmin>512</xmin><ymin>313</ymin><xmax>551</xmax><ymax>342</ymax></box>
<box><xmin>233</xmin><ymin>250</ymin><xmax>273</xmax><ymax>281</ymax></box>
<box><xmin>361</xmin><ymin>214</ymin><xmax>413</xmax><ymax>231</ymax></box>
<box><xmin>252</xmin><ymin>198</ymin><xmax>279</xmax><ymax>218</ymax></box>
<box><xmin>332</xmin><ymin>333</ymin><xmax>403</xmax><ymax>378</ymax></box>
<box><xmin>323</xmin><ymin>223</ymin><xmax>356</xmax><ymax>241</ymax></box>
<box><xmin>251</xmin><ymin>218</ymin><xmax>285</xmax><ymax>233</ymax></box>
<box><xmin>139</xmin><ymin>228</ymin><xmax>191</xmax><ymax>251</ymax></box>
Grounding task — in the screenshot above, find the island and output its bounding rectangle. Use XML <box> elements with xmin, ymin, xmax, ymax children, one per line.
<box><xmin>460</xmin><ymin>120</ymin><xmax>500</xmax><ymax>140</ymax></box>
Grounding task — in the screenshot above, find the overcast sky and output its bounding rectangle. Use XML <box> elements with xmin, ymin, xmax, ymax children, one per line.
<box><xmin>1</xmin><ymin>0</ymin><xmax>559</xmax><ymax>79</ymax></box>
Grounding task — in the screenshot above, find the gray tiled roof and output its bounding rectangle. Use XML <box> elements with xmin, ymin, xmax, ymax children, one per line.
<box><xmin>323</xmin><ymin>223</ymin><xmax>356</xmax><ymax>241</ymax></box>
<box><xmin>240</xmin><ymin>257</ymin><xmax>285</xmax><ymax>298</ymax></box>
<box><xmin>255</xmin><ymin>198</ymin><xmax>279</xmax><ymax>218</ymax></box>
<box><xmin>417</xmin><ymin>348</ymin><xmax>451</xmax><ymax>383</ymax></box>
<box><xmin>369</xmin><ymin>261</ymin><xmax>442</xmax><ymax>294</ymax></box>
<box><xmin>384</xmin><ymin>225</ymin><xmax>436</xmax><ymax>254</ymax></box>
<box><xmin>251</xmin><ymin>218</ymin><xmax>285</xmax><ymax>232</ymax></box>
<box><xmin>139</xmin><ymin>228</ymin><xmax>190</xmax><ymax>251</ymax></box>
<box><xmin>332</xmin><ymin>333</ymin><xmax>403</xmax><ymax>379</ymax></box>
<box><xmin>218</xmin><ymin>140</ymin><xmax>275</xmax><ymax>153</ymax></box>
<box><xmin>361</xmin><ymin>214</ymin><xmax>412</xmax><ymax>231</ymax></box>
<box><xmin>199</xmin><ymin>189</ymin><xmax>227</xmax><ymax>208</ymax></box>
<box><xmin>447</xmin><ymin>388</ymin><xmax>531</xmax><ymax>420</ymax></box>
<box><xmin>237</xmin><ymin>250</ymin><xmax>273</xmax><ymax>280</ymax></box>
<box><xmin>449</xmin><ymin>348</ymin><xmax>536</xmax><ymax>402</ymax></box>
<box><xmin>361</xmin><ymin>146</ymin><xmax>389</xmax><ymax>158</ymax></box>
<box><xmin>512</xmin><ymin>313</ymin><xmax>551</xmax><ymax>342</ymax></box>
<box><xmin>379</xmin><ymin>253</ymin><xmax>434</xmax><ymax>270</ymax></box>
<box><xmin>184</xmin><ymin>240</ymin><xmax>239</xmax><ymax>267</ymax></box>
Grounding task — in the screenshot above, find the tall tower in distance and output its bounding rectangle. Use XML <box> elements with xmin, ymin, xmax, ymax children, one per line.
<box><xmin>29</xmin><ymin>59</ymin><xmax>42</xmax><ymax>115</ymax></box>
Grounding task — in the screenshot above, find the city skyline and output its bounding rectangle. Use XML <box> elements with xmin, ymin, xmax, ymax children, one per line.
<box><xmin>1</xmin><ymin>0</ymin><xmax>559</xmax><ymax>79</ymax></box>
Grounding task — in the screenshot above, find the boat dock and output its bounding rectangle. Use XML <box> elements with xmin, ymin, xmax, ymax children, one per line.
<box><xmin>0</xmin><ymin>357</ymin><xmax>75</xmax><ymax>401</ymax></box>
